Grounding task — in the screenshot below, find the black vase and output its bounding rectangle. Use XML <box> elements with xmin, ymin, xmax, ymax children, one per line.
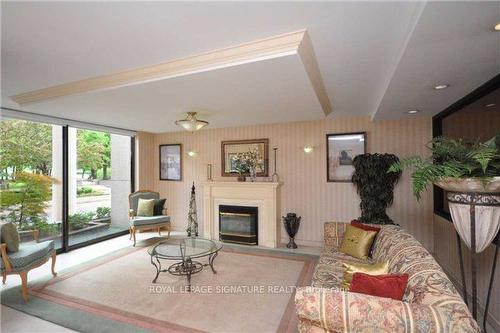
<box><xmin>282</xmin><ymin>213</ymin><xmax>301</xmax><ymax>249</ymax></box>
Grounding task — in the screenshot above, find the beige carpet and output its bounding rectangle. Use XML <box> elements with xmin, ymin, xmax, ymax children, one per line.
<box><xmin>31</xmin><ymin>246</ymin><xmax>315</xmax><ymax>333</ymax></box>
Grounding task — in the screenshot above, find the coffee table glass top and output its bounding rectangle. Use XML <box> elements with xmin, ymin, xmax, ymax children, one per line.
<box><xmin>148</xmin><ymin>237</ymin><xmax>222</xmax><ymax>260</ymax></box>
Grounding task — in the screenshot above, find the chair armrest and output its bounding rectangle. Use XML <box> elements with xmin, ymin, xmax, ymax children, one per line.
<box><xmin>163</xmin><ymin>207</ymin><xmax>168</xmax><ymax>215</ymax></box>
<box><xmin>129</xmin><ymin>209</ymin><xmax>135</xmax><ymax>218</ymax></box>
<box><xmin>0</xmin><ymin>243</ymin><xmax>12</xmax><ymax>272</ymax></box>
<box><xmin>295</xmin><ymin>287</ymin><xmax>479</xmax><ymax>333</ymax></box>
<box><xmin>323</xmin><ymin>222</ymin><xmax>347</xmax><ymax>250</ymax></box>
<box><xmin>18</xmin><ymin>229</ymin><xmax>40</xmax><ymax>242</ymax></box>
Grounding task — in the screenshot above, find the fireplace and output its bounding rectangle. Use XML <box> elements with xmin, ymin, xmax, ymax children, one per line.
<box><xmin>219</xmin><ymin>205</ymin><xmax>258</xmax><ymax>245</ymax></box>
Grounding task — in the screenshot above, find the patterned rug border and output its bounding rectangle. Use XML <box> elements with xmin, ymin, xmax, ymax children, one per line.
<box><xmin>6</xmin><ymin>243</ymin><xmax>316</xmax><ymax>333</ymax></box>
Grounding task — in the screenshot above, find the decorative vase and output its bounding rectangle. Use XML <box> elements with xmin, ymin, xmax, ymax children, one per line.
<box><xmin>237</xmin><ymin>175</ymin><xmax>246</xmax><ymax>182</ymax></box>
<box><xmin>282</xmin><ymin>213</ymin><xmax>301</xmax><ymax>249</ymax></box>
<box><xmin>249</xmin><ymin>167</ymin><xmax>257</xmax><ymax>182</ymax></box>
<box><xmin>435</xmin><ymin>177</ymin><xmax>500</xmax><ymax>253</ymax></box>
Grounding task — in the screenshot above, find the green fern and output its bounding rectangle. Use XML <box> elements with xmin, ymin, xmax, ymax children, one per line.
<box><xmin>388</xmin><ymin>134</ymin><xmax>500</xmax><ymax>200</ymax></box>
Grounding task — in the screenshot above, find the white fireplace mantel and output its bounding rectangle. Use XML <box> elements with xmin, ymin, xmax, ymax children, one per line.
<box><xmin>202</xmin><ymin>181</ymin><xmax>282</xmax><ymax>248</ymax></box>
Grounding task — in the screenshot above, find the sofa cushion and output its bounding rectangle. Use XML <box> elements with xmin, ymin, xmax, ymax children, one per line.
<box><xmin>1</xmin><ymin>240</ymin><xmax>54</xmax><ymax>272</ymax></box>
<box><xmin>130</xmin><ymin>215</ymin><xmax>170</xmax><ymax>227</ymax></box>
<box><xmin>153</xmin><ymin>199</ymin><xmax>167</xmax><ymax>216</ymax></box>
<box><xmin>0</xmin><ymin>222</ymin><xmax>20</xmax><ymax>252</ymax></box>
<box><xmin>137</xmin><ymin>198</ymin><xmax>155</xmax><ymax>217</ymax></box>
<box><xmin>312</xmin><ymin>250</ymin><xmax>372</xmax><ymax>289</ymax></box>
<box><xmin>342</xmin><ymin>261</ymin><xmax>389</xmax><ymax>289</ymax></box>
<box><xmin>339</xmin><ymin>224</ymin><xmax>377</xmax><ymax>259</ymax></box>
<box><xmin>372</xmin><ymin>225</ymin><xmax>464</xmax><ymax>305</ymax></box>
<box><xmin>349</xmin><ymin>272</ymin><xmax>409</xmax><ymax>300</ymax></box>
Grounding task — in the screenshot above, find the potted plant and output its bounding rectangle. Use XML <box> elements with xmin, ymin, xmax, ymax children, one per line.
<box><xmin>351</xmin><ymin>153</ymin><xmax>402</xmax><ymax>224</ymax></box>
<box><xmin>388</xmin><ymin>135</ymin><xmax>500</xmax><ymax>252</ymax></box>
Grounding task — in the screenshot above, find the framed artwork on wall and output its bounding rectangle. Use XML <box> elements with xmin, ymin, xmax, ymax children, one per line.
<box><xmin>326</xmin><ymin>132</ymin><xmax>366</xmax><ymax>182</ymax></box>
<box><xmin>159</xmin><ymin>144</ymin><xmax>182</xmax><ymax>181</ymax></box>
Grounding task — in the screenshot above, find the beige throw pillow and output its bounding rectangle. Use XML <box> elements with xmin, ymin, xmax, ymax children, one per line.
<box><xmin>137</xmin><ymin>198</ymin><xmax>155</xmax><ymax>217</ymax></box>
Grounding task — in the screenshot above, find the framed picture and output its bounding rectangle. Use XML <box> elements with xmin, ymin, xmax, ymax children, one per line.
<box><xmin>159</xmin><ymin>144</ymin><xmax>182</xmax><ymax>181</ymax></box>
<box><xmin>326</xmin><ymin>132</ymin><xmax>366</xmax><ymax>182</ymax></box>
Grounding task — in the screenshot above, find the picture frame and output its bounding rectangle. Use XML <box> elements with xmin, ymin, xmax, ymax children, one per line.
<box><xmin>159</xmin><ymin>144</ymin><xmax>182</xmax><ymax>181</ymax></box>
<box><xmin>326</xmin><ymin>132</ymin><xmax>366</xmax><ymax>182</ymax></box>
<box><xmin>221</xmin><ymin>139</ymin><xmax>269</xmax><ymax>177</ymax></box>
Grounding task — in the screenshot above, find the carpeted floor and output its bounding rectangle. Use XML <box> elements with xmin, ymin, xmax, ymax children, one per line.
<box><xmin>2</xmin><ymin>244</ymin><xmax>316</xmax><ymax>333</ymax></box>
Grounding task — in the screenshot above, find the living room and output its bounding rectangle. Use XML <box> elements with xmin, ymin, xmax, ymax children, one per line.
<box><xmin>1</xmin><ymin>1</ymin><xmax>499</xmax><ymax>333</ymax></box>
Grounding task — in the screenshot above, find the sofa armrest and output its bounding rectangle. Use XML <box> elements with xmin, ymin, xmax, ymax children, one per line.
<box><xmin>295</xmin><ymin>287</ymin><xmax>479</xmax><ymax>333</ymax></box>
<box><xmin>0</xmin><ymin>243</ymin><xmax>12</xmax><ymax>272</ymax></box>
<box><xmin>323</xmin><ymin>222</ymin><xmax>347</xmax><ymax>250</ymax></box>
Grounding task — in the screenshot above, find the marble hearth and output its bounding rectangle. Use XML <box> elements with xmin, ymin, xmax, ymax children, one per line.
<box><xmin>202</xmin><ymin>181</ymin><xmax>282</xmax><ymax>248</ymax></box>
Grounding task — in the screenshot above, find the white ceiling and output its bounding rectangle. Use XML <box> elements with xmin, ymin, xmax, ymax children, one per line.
<box><xmin>1</xmin><ymin>1</ymin><xmax>499</xmax><ymax>132</ymax></box>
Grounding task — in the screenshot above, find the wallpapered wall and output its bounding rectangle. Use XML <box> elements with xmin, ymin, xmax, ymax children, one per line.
<box><xmin>137</xmin><ymin>115</ymin><xmax>433</xmax><ymax>249</ymax></box>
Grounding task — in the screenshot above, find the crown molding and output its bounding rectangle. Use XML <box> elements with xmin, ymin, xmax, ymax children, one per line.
<box><xmin>10</xmin><ymin>29</ymin><xmax>332</xmax><ymax>116</ymax></box>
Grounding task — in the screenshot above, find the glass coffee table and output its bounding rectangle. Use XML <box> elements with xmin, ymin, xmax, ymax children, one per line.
<box><xmin>148</xmin><ymin>237</ymin><xmax>222</xmax><ymax>290</ymax></box>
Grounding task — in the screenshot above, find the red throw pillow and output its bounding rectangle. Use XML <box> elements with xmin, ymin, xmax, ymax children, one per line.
<box><xmin>349</xmin><ymin>272</ymin><xmax>409</xmax><ymax>301</ymax></box>
<box><xmin>351</xmin><ymin>220</ymin><xmax>381</xmax><ymax>232</ymax></box>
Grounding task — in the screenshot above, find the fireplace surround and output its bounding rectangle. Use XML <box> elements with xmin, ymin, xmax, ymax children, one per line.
<box><xmin>202</xmin><ymin>181</ymin><xmax>282</xmax><ymax>248</ymax></box>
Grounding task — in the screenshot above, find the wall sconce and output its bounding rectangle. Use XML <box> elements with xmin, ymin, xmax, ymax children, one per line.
<box><xmin>303</xmin><ymin>145</ymin><xmax>314</xmax><ymax>153</ymax></box>
<box><xmin>187</xmin><ymin>151</ymin><xmax>197</xmax><ymax>157</ymax></box>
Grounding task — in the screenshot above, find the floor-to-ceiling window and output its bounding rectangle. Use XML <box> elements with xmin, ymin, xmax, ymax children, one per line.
<box><xmin>0</xmin><ymin>111</ymin><xmax>135</xmax><ymax>252</ymax></box>
<box><xmin>68</xmin><ymin>127</ymin><xmax>131</xmax><ymax>247</ymax></box>
<box><xmin>0</xmin><ymin>119</ymin><xmax>64</xmax><ymax>249</ymax></box>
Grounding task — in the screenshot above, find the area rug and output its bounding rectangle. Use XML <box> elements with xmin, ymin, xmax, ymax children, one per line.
<box><xmin>1</xmin><ymin>244</ymin><xmax>316</xmax><ymax>333</ymax></box>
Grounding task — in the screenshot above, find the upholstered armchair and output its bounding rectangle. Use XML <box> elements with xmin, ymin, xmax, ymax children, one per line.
<box><xmin>1</xmin><ymin>227</ymin><xmax>57</xmax><ymax>301</ymax></box>
<box><xmin>128</xmin><ymin>190</ymin><xmax>171</xmax><ymax>246</ymax></box>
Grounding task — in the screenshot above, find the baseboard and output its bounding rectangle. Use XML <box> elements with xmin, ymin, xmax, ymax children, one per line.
<box><xmin>281</xmin><ymin>238</ymin><xmax>323</xmax><ymax>248</ymax></box>
<box><xmin>434</xmin><ymin>253</ymin><xmax>500</xmax><ymax>332</ymax></box>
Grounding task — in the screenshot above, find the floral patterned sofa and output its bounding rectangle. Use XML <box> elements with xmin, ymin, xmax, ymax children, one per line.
<box><xmin>295</xmin><ymin>222</ymin><xmax>479</xmax><ymax>332</ymax></box>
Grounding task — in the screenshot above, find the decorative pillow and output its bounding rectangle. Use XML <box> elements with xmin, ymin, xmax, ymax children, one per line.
<box><xmin>136</xmin><ymin>198</ymin><xmax>155</xmax><ymax>217</ymax></box>
<box><xmin>0</xmin><ymin>222</ymin><xmax>20</xmax><ymax>252</ymax></box>
<box><xmin>351</xmin><ymin>220</ymin><xmax>381</xmax><ymax>232</ymax></box>
<box><xmin>153</xmin><ymin>199</ymin><xmax>167</xmax><ymax>216</ymax></box>
<box><xmin>339</xmin><ymin>224</ymin><xmax>378</xmax><ymax>259</ymax></box>
<box><xmin>349</xmin><ymin>272</ymin><xmax>409</xmax><ymax>300</ymax></box>
<box><xmin>342</xmin><ymin>261</ymin><xmax>389</xmax><ymax>289</ymax></box>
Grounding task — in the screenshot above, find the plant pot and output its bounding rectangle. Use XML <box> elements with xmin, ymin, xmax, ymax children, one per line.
<box><xmin>237</xmin><ymin>175</ymin><xmax>246</xmax><ymax>182</ymax></box>
<box><xmin>435</xmin><ymin>177</ymin><xmax>500</xmax><ymax>253</ymax></box>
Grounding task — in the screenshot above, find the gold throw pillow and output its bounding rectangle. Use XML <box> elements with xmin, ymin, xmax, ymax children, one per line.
<box><xmin>338</xmin><ymin>224</ymin><xmax>378</xmax><ymax>259</ymax></box>
<box><xmin>342</xmin><ymin>261</ymin><xmax>389</xmax><ymax>290</ymax></box>
<box><xmin>137</xmin><ymin>198</ymin><xmax>155</xmax><ymax>217</ymax></box>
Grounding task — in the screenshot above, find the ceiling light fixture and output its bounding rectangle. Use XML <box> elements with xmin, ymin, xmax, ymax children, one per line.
<box><xmin>407</xmin><ymin>110</ymin><xmax>420</xmax><ymax>114</ymax></box>
<box><xmin>175</xmin><ymin>112</ymin><xmax>209</xmax><ymax>132</ymax></box>
<box><xmin>433</xmin><ymin>84</ymin><xmax>449</xmax><ymax>90</ymax></box>
<box><xmin>495</xmin><ymin>23</ymin><xmax>500</xmax><ymax>31</ymax></box>
<box><xmin>187</xmin><ymin>151</ymin><xmax>197</xmax><ymax>157</ymax></box>
<box><xmin>485</xmin><ymin>103</ymin><xmax>496</xmax><ymax>108</ymax></box>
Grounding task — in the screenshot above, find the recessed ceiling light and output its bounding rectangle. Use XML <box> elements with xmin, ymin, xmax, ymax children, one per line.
<box><xmin>407</xmin><ymin>110</ymin><xmax>420</xmax><ymax>114</ymax></box>
<box><xmin>485</xmin><ymin>103</ymin><xmax>496</xmax><ymax>108</ymax></box>
<box><xmin>433</xmin><ymin>84</ymin><xmax>449</xmax><ymax>90</ymax></box>
<box><xmin>495</xmin><ymin>23</ymin><xmax>500</xmax><ymax>31</ymax></box>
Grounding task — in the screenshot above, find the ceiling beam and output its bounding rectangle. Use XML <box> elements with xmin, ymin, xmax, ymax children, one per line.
<box><xmin>10</xmin><ymin>29</ymin><xmax>332</xmax><ymax>116</ymax></box>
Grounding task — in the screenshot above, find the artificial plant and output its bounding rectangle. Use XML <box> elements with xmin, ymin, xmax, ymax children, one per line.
<box><xmin>388</xmin><ymin>135</ymin><xmax>500</xmax><ymax>199</ymax></box>
<box><xmin>351</xmin><ymin>153</ymin><xmax>402</xmax><ymax>224</ymax></box>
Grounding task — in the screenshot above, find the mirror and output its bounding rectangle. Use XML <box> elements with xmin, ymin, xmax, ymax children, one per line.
<box><xmin>221</xmin><ymin>139</ymin><xmax>269</xmax><ymax>177</ymax></box>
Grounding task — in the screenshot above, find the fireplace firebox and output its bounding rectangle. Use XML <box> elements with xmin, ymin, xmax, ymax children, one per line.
<box><xmin>219</xmin><ymin>205</ymin><xmax>258</xmax><ymax>245</ymax></box>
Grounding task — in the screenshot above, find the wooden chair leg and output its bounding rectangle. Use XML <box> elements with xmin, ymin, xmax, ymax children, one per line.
<box><xmin>158</xmin><ymin>226</ymin><xmax>161</xmax><ymax>236</ymax></box>
<box><xmin>51</xmin><ymin>251</ymin><xmax>57</xmax><ymax>277</ymax></box>
<box><xmin>132</xmin><ymin>227</ymin><xmax>137</xmax><ymax>246</ymax></box>
<box><xmin>129</xmin><ymin>227</ymin><xmax>132</xmax><ymax>240</ymax></box>
<box><xmin>19</xmin><ymin>271</ymin><xmax>29</xmax><ymax>302</ymax></box>
<box><xmin>167</xmin><ymin>225</ymin><xmax>171</xmax><ymax>238</ymax></box>
<box><xmin>2</xmin><ymin>272</ymin><xmax>6</xmax><ymax>284</ymax></box>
